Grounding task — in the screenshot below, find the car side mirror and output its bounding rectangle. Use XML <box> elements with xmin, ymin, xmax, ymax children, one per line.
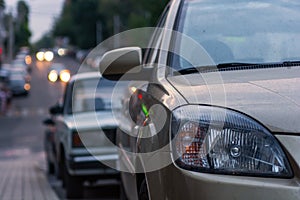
<box><xmin>49</xmin><ymin>104</ymin><xmax>63</xmax><ymax>115</ymax></box>
<box><xmin>99</xmin><ymin>46</ymin><xmax>151</xmax><ymax>81</ymax></box>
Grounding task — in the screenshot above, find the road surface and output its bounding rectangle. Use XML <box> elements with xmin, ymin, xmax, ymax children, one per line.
<box><xmin>0</xmin><ymin>55</ymin><xmax>119</xmax><ymax>199</ymax></box>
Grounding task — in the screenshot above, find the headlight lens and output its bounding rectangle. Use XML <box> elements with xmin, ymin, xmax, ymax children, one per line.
<box><xmin>36</xmin><ymin>52</ymin><xmax>44</xmax><ymax>61</ymax></box>
<box><xmin>59</xmin><ymin>70</ymin><xmax>70</xmax><ymax>82</ymax></box>
<box><xmin>171</xmin><ymin>105</ymin><xmax>292</xmax><ymax>177</ymax></box>
<box><xmin>44</xmin><ymin>51</ymin><xmax>54</xmax><ymax>62</ymax></box>
<box><xmin>48</xmin><ymin>70</ymin><xmax>58</xmax><ymax>82</ymax></box>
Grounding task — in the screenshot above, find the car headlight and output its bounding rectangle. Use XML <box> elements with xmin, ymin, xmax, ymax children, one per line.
<box><xmin>171</xmin><ymin>105</ymin><xmax>292</xmax><ymax>177</ymax></box>
<box><xmin>48</xmin><ymin>70</ymin><xmax>58</xmax><ymax>82</ymax></box>
<box><xmin>36</xmin><ymin>52</ymin><xmax>44</xmax><ymax>61</ymax></box>
<box><xmin>44</xmin><ymin>51</ymin><xmax>54</xmax><ymax>62</ymax></box>
<box><xmin>59</xmin><ymin>70</ymin><xmax>70</xmax><ymax>82</ymax></box>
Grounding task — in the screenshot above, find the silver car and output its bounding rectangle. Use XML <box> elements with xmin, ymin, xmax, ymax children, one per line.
<box><xmin>99</xmin><ymin>0</ymin><xmax>300</xmax><ymax>199</ymax></box>
<box><xmin>48</xmin><ymin>72</ymin><xmax>120</xmax><ymax>198</ymax></box>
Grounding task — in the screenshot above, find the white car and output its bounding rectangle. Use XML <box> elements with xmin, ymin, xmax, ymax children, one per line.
<box><xmin>48</xmin><ymin>72</ymin><xmax>122</xmax><ymax>198</ymax></box>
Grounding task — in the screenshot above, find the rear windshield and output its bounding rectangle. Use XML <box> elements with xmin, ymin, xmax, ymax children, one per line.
<box><xmin>71</xmin><ymin>78</ymin><xmax>121</xmax><ymax>113</ymax></box>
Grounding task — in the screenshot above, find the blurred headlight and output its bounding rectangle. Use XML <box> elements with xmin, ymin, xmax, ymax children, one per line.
<box><xmin>57</xmin><ymin>48</ymin><xmax>67</xmax><ymax>56</ymax></box>
<box><xmin>48</xmin><ymin>70</ymin><xmax>58</xmax><ymax>82</ymax></box>
<box><xmin>59</xmin><ymin>70</ymin><xmax>70</xmax><ymax>83</ymax></box>
<box><xmin>36</xmin><ymin>52</ymin><xmax>44</xmax><ymax>61</ymax></box>
<box><xmin>171</xmin><ymin>105</ymin><xmax>292</xmax><ymax>177</ymax></box>
<box><xmin>44</xmin><ymin>51</ymin><xmax>54</xmax><ymax>62</ymax></box>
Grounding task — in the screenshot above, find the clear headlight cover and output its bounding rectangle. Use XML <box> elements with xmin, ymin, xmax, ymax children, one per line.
<box><xmin>171</xmin><ymin>105</ymin><xmax>292</xmax><ymax>177</ymax></box>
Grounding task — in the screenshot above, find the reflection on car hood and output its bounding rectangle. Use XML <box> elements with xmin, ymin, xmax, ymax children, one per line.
<box><xmin>64</xmin><ymin>111</ymin><xmax>118</xmax><ymax>131</ymax></box>
<box><xmin>168</xmin><ymin>66</ymin><xmax>300</xmax><ymax>133</ymax></box>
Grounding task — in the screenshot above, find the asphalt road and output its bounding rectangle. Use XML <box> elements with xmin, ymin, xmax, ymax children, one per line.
<box><xmin>0</xmin><ymin>56</ymin><xmax>73</xmax><ymax>157</ymax></box>
<box><xmin>0</xmin><ymin>55</ymin><xmax>119</xmax><ymax>199</ymax></box>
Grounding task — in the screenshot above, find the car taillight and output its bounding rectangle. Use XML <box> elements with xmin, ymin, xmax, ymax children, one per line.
<box><xmin>72</xmin><ymin>131</ymin><xmax>84</xmax><ymax>148</ymax></box>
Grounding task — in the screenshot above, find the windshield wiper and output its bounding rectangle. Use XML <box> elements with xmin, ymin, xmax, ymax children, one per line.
<box><xmin>176</xmin><ymin>67</ymin><xmax>199</xmax><ymax>75</ymax></box>
<box><xmin>217</xmin><ymin>62</ymin><xmax>259</xmax><ymax>69</ymax></box>
<box><xmin>176</xmin><ymin>63</ymin><xmax>258</xmax><ymax>75</ymax></box>
<box><xmin>176</xmin><ymin>61</ymin><xmax>300</xmax><ymax>75</ymax></box>
<box><xmin>282</xmin><ymin>60</ymin><xmax>300</xmax><ymax>66</ymax></box>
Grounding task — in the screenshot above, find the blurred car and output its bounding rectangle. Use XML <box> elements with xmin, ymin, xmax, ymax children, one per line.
<box><xmin>9</xmin><ymin>75</ymin><xmax>30</xmax><ymax>96</ymax></box>
<box><xmin>99</xmin><ymin>0</ymin><xmax>300</xmax><ymax>200</ymax></box>
<box><xmin>47</xmin><ymin>63</ymin><xmax>70</xmax><ymax>83</ymax></box>
<box><xmin>0</xmin><ymin>69</ymin><xmax>11</xmax><ymax>113</ymax></box>
<box><xmin>16</xmin><ymin>51</ymin><xmax>32</xmax><ymax>64</ymax></box>
<box><xmin>12</xmin><ymin>59</ymin><xmax>29</xmax><ymax>71</ymax></box>
<box><xmin>0</xmin><ymin>68</ymin><xmax>10</xmax><ymax>84</ymax></box>
<box><xmin>15</xmin><ymin>53</ymin><xmax>33</xmax><ymax>72</ymax></box>
<box><xmin>10</xmin><ymin>68</ymin><xmax>31</xmax><ymax>83</ymax></box>
<box><xmin>36</xmin><ymin>49</ymin><xmax>54</xmax><ymax>62</ymax></box>
<box><xmin>45</xmin><ymin>72</ymin><xmax>121</xmax><ymax>198</ymax></box>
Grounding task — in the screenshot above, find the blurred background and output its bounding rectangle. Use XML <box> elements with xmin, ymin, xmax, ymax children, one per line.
<box><xmin>0</xmin><ymin>0</ymin><xmax>168</xmax><ymax>199</ymax></box>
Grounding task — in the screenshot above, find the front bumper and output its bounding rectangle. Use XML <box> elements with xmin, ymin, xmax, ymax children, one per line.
<box><xmin>12</xmin><ymin>89</ymin><xmax>28</xmax><ymax>96</ymax></box>
<box><xmin>67</xmin><ymin>153</ymin><xmax>119</xmax><ymax>178</ymax></box>
<box><xmin>146</xmin><ymin>134</ymin><xmax>300</xmax><ymax>200</ymax></box>
<box><xmin>147</xmin><ymin>164</ymin><xmax>300</xmax><ymax>200</ymax></box>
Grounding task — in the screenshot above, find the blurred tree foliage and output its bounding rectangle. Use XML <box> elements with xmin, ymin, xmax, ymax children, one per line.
<box><xmin>53</xmin><ymin>0</ymin><xmax>169</xmax><ymax>49</ymax></box>
<box><xmin>0</xmin><ymin>0</ymin><xmax>5</xmax><ymax>9</ymax></box>
<box><xmin>33</xmin><ymin>32</ymin><xmax>54</xmax><ymax>51</ymax></box>
<box><xmin>14</xmin><ymin>0</ymin><xmax>31</xmax><ymax>48</ymax></box>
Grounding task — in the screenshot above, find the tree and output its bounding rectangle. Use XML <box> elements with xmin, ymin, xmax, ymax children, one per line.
<box><xmin>14</xmin><ymin>0</ymin><xmax>31</xmax><ymax>49</ymax></box>
<box><xmin>0</xmin><ymin>0</ymin><xmax>5</xmax><ymax>9</ymax></box>
<box><xmin>33</xmin><ymin>32</ymin><xmax>54</xmax><ymax>51</ymax></box>
<box><xmin>71</xmin><ymin>0</ymin><xmax>99</xmax><ymax>48</ymax></box>
<box><xmin>53</xmin><ymin>1</ymin><xmax>75</xmax><ymax>44</ymax></box>
<box><xmin>53</xmin><ymin>0</ymin><xmax>99</xmax><ymax>49</ymax></box>
<box><xmin>127</xmin><ymin>0</ymin><xmax>169</xmax><ymax>28</ymax></box>
<box><xmin>52</xmin><ymin>0</ymin><xmax>169</xmax><ymax>48</ymax></box>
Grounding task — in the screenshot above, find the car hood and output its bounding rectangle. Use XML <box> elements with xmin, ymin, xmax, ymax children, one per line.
<box><xmin>64</xmin><ymin>111</ymin><xmax>118</xmax><ymax>131</ymax></box>
<box><xmin>168</xmin><ymin>67</ymin><xmax>300</xmax><ymax>133</ymax></box>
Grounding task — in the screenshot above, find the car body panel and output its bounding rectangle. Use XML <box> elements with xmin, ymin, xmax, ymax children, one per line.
<box><xmin>167</xmin><ymin>67</ymin><xmax>300</xmax><ymax>133</ymax></box>
<box><xmin>146</xmin><ymin>164</ymin><xmax>300</xmax><ymax>200</ymax></box>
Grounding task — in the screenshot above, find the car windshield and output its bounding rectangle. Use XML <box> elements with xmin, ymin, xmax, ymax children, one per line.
<box><xmin>171</xmin><ymin>0</ymin><xmax>300</xmax><ymax>70</ymax></box>
<box><xmin>72</xmin><ymin>78</ymin><xmax>118</xmax><ymax>113</ymax></box>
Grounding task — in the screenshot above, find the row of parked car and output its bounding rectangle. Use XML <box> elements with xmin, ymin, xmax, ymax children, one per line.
<box><xmin>0</xmin><ymin>48</ymin><xmax>32</xmax><ymax>114</ymax></box>
<box><xmin>44</xmin><ymin>0</ymin><xmax>300</xmax><ymax>199</ymax></box>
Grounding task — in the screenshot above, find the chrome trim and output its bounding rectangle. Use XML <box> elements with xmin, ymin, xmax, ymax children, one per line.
<box><xmin>73</xmin><ymin>154</ymin><xmax>119</xmax><ymax>163</ymax></box>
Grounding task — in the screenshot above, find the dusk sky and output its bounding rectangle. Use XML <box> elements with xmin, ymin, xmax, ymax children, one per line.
<box><xmin>6</xmin><ymin>0</ymin><xmax>64</xmax><ymax>42</ymax></box>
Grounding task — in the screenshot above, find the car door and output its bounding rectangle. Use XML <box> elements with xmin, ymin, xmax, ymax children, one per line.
<box><xmin>117</xmin><ymin>5</ymin><xmax>171</xmax><ymax>200</ymax></box>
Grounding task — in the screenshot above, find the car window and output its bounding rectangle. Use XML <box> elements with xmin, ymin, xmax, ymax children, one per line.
<box><xmin>71</xmin><ymin>78</ymin><xmax>119</xmax><ymax>113</ymax></box>
<box><xmin>170</xmin><ymin>0</ymin><xmax>300</xmax><ymax>70</ymax></box>
<box><xmin>63</xmin><ymin>81</ymin><xmax>74</xmax><ymax>115</ymax></box>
